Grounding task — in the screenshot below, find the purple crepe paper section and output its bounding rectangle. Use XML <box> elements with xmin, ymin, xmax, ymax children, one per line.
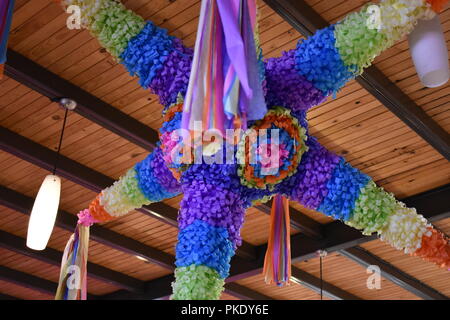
<box><xmin>149</xmin><ymin>38</ymin><xmax>193</xmax><ymax>108</ymax></box>
<box><xmin>151</xmin><ymin>147</ymin><xmax>181</xmax><ymax>194</ymax></box>
<box><xmin>275</xmin><ymin>136</ymin><xmax>340</xmax><ymax>210</ymax></box>
<box><xmin>265</xmin><ymin>50</ymin><xmax>326</xmax><ymax>112</ymax></box>
<box><xmin>178</xmin><ymin>164</ymin><xmax>246</xmax><ymax>247</ymax></box>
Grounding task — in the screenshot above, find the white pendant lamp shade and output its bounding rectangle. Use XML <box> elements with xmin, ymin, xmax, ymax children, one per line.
<box><xmin>27</xmin><ymin>175</ymin><xmax>61</xmax><ymax>250</ymax></box>
<box><xmin>408</xmin><ymin>15</ymin><xmax>449</xmax><ymax>88</ymax></box>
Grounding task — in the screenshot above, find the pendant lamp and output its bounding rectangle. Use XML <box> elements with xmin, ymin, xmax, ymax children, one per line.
<box><xmin>408</xmin><ymin>15</ymin><xmax>449</xmax><ymax>88</ymax></box>
<box><xmin>26</xmin><ymin>98</ymin><xmax>76</xmax><ymax>250</ymax></box>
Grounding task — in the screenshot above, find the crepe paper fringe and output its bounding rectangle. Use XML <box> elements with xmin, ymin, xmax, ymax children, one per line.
<box><xmin>0</xmin><ymin>0</ymin><xmax>15</xmax><ymax>79</ymax></box>
<box><xmin>178</xmin><ymin>165</ymin><xmax>246</xmax><ymax>248</ymax></box>
<box><xmin>317</xmin><ymin>159</ymin><xmax>370</xmax><ymax>221</ymax></box>
<box><xmin>176</xmin><ymin>220</ymin><xmax>234</xmax><ymax>279</ymax></box>
<box><xmin>237</xmin><ymin>107</ymin><xmax>308</xmax><ymax>190</ymax></box>
<box><xmin>263</xmin><ymin>194</ymin><xmax>291</xmax><ymax>286</ymax></box>
<box><xmin>346</xmin><ymin>180</ymin><xmax>397</xmax><ymax>235</ymax></box>
<box><xmin>376</xmin><ymin>0</ymin><xmax>435</xmax><ymax>45</ymax></box>
<box><xmin>55</xmin><ymin>224</ymin><xmax>89</xmax><ymax>300</ymax></box>
<box><xmin>265</xmin><ymin>49</ymin><xmax>326</xmax><ymax>112</ymax></box>
<box><xmin>135</xmin><ymin>148</ymin><xmax>181</xmax><ymax>202</ymax></box>
<box><xmin>89</xmin><ymin>194</ymin><xmax>114</xmax><ymax>223</ymax></box>
<box><xmin>426</xmin><ymin>0</ymin><xmax>449</xmax><ymax>12</ymax></box>
<box><xmin>120</xmin><ymin>22</ymin><xmax>175</xmax><ymax>89</ymax></box>
<box><xmin>334</xmin><ymin>0</ymin><xmax>435</xmax><ymax>75</ymax></box>
<box><xmin>171</xmin><ymin>265</ymin><xmax>225</xmax><ymax>300</ymax></box>
<box><xmin>275</xmin><ymin>137</ymin><xmax>341</xmax><ymax>210</ymax></box>
<box><xmin>380</xmin><ymin>202</ymin><xmax>430</xmax><ymax>254</ymax></box>
<box><xmin>334</xmin><ymin>5</ymin><xmax>390</xmax><ymax>75</ymax></box>
<box><xmin>149</xmin><ymin>39</ymin><xmax>193</xmax><ymax>108</ymax></box>
<box><xmin>99</xmin><ymin>168</ymin><xmax>151</xmax><ymax>217</ymax></box>
<box><xmin>413</xmin><ymin>227</ymin><xmax>450</xmax><ymax>268</ymax></box>
<box><xmin>295</xmin><ymin>25</ymin><xmax>357</xmax><ymax>97</ymax></box>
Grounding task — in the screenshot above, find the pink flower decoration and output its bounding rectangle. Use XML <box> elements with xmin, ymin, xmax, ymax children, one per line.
<box><xmin>256</xmin><ymin>143</ymin><xmax>289</xmax><ymax>170</ymax></box>
<box><xmin>77</xmin><ymin>209</ymin><xmax>99</xmax><ymax>227</ymax></box>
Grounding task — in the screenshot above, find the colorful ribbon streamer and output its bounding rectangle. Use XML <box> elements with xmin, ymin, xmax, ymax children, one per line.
<box><xmin>0</xmin><ymin>0</ymin><xmax>15</xmax><ymax>78</ymax></box>
<box><xmin>263</xmin><ymin>194</ymin><xmax>291</xmax><ymax>286</ymax></box>
<box><xmin>55</xmin><ymin>224</ymin><xmax>89</xmax><ymax>300</ymax></box>
<box><xmin>181</xmin><ymin>0</ymin><xmax>267</xmax><ymax>136</ymax></box>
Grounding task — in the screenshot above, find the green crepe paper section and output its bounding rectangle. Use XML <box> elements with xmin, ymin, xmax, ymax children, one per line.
<box><xmin>90</xmin><ymin>2</ymin><xmax>145</xmax><ymax>59</ymax></box>
<box><xmin>62</xmin><ymin>0</ymin><xmax>112</xmax><ymax>28</ymax></box>
<box><xmin>101</xmin><ymin>168</ymin><xmax>151</xmax><ymax>217</ymax></box>
<box><xmin>334</xmin><ymin>6</ymin><xmax>390</xmax><ymax>75</ymax></box>
<box><xmin>346</xmin><ymin>180</ymin><xmax>397</xmax><ymax>235</ymax></box>
<box><xmin>171</xmin><ymin>265</ymin><xmax>225</xmax><ymax>300</ymax></box>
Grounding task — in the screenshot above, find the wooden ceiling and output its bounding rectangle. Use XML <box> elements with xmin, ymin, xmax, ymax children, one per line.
<box><xmin>0</xmin><ymin>0</ymin><xmax>449</xmax><ymax>300</ymax></box>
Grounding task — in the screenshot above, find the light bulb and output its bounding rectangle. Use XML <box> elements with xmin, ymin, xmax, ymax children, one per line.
<box><xmin>26</xmin><ymin>175</ymin><xmax>61</xmax><ymax>250</ymax></box>
<box><xmin>408</xmin><ymin>16</ymin><xmax>449</xmax><ymax>88</ymax></box>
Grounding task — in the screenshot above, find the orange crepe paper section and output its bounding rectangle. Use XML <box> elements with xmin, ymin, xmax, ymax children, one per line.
<box><xmin>412</xmin><ymin>227</ymin><xmax>450</xmax><ymax>269</ymax></box>
<box><xmin>88</xmin><ymin>194</ymin><xmax>114</xmax><ymax>222</ymax></box>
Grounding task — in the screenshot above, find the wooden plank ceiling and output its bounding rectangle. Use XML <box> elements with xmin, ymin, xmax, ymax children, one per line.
<box><xmin>0</xmin><ymin>0</ymin><xmax>449</xmax><ymax>300</ymax></box>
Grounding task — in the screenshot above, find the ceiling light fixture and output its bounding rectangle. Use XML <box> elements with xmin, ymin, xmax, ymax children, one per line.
<box><xmin>26</xmin><ymin>98</ymin><xmax>75</xmax><ymax>250</ymax></box>
<box><xmin>408</xmin><ymin>15</ymin><xmax>449</xmax><ymax>88</ymax></box>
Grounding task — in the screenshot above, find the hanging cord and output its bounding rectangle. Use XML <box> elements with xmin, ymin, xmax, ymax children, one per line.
<box><xmin>320</xmin><ymin>254</ymin><xmax>323</xmax><ymax>300</ymax></box>
<box><xmin>52</xmin><ymin>108</ymin><xmax>69</xmax><ymax>175</ymax></box>
<box><xmin>316</xmin><ymin>249</ymin><xmax>327</xmax><ymax>300</ymax></box>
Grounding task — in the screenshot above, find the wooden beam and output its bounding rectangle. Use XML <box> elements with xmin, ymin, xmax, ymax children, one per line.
<box><xmin>0</xmin><ymin>230</ymin><xmax>145</xmax><ymax>293</ymax></box>
<box><xmin>340</xmin><ymin>247</ymin><xmax>448</xmax><ymax>300</ymax></box>
<box><xmin>263</xmin><ymin>0</ymin><xmax>450</xmax><ymax>161</ymax></box>
<box><xmin>4</xmin><ymin>50</ymin><xmax>158</xmax><ymax>152</ymax></box>
<box><xmin>0</xmin><ymin>185</ymin><xmax>175</xmax><ymax>270</ymax></box>
<box><xmin>0</xmin><ymin>127</ymin><xmax>257</xmax><ymax>261</ymax></box>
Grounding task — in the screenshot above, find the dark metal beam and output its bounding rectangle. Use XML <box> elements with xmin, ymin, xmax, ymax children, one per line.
<box><xmin>0</xmin><ymin>265</ymin><xmax>97</xmax><ymax>299</ymax></box>
<box><xmin>263</xmin><ymin>0</ymin><xmax>450</xmax><ymax>161</ymax></box>
<box><xmin>0</xmin><ymin>293</ymin><xmax>20</xmax><ymax>300</ymax></box>
<box><xmin>224</xmin><ymin>283</ymin><xmax>273</xmax><ymax>300</ymax></box>
<box><xmin>5</xmin><ymin>49</ymin><xmax>158</xmax><ymax>152</ymax></box>
<box><xmin>0</xmin><ymin>127</ymin><xmax>257</xmax><ymax>261</ymax></box>
<box><xmin>0</xmin><ymin>230</ymin><xmax>145</xmax><ymax>293</ymax></box>
<box><xmin>340</xmin><ymin>247</ymin><xmax>448</xmax><ymax>300</ymax></box>
<box><xmin>0</xmin><ymin>185</ymin><xmax>175</xmax><ymax>270</ymax></box>
<box><xmin>403</xmin><ymin>184</ymin><xmax>450</xmax><ymax>223</ymax></box>
<box><xmin>290</xmin><ymin>267</ymin><xmax>360</xmax><ymax>300</ymax></box>
<box><xmin>0</xmin><ymin>265</ymin><xmax>57</xmax><ymax>296</ymax></box>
